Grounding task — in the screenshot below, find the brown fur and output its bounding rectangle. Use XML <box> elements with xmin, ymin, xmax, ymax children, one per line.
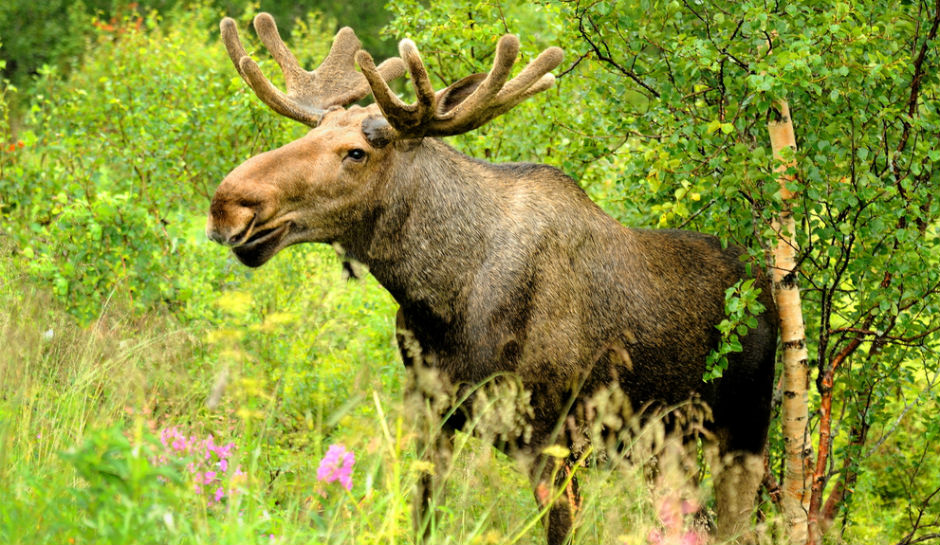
<box><xmin>208</xmin><ymin>17</ymin><xmax>777</xmax><ymax>545</ymax></box>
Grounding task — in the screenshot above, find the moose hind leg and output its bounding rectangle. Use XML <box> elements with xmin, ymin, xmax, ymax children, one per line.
<box><xmin>710</xmin><ymin>447</ymin><xmax>763</xmax><ymax>543</ymax></box>
<box><xmin>530</xmin><ymin>455</ymin><xmax>581</xmax><ymax>545</ymax></box>
<box><xmin>710</xmin><ymin>310</ymin><xmax>775</xmax><ymax>542</ymax></box>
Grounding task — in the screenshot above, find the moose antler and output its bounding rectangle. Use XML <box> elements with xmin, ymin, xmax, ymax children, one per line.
<box><xmin>355</xmin><ymin>35</ymin><xmax>564</xmax><ymax>139</ymax></box>
<box><xmin>220</xmin><ymin>13</ymin><xmax>406</xmax><ymax>127</ymax></box>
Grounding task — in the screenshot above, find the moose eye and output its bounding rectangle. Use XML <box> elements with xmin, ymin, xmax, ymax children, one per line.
<box><xmin>345</xmin><ymin>148</ymin><xmax>367</xmax><ymax>162</ymax></box>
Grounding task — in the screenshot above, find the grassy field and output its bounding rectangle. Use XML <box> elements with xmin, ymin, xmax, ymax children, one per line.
<box><xmin>0</xmin><ymin>238</ymin><xmax>710</xmax><ymax>545</ymax></box>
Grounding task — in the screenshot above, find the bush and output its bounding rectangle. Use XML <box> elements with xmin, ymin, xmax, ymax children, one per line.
<box><xmin>0</xmin><ymin>1</ymin><xmax>395</xmax><ymax>93</ymax></box>
<box><xmin>1</xmin><ymin>6</ymin><xmax>312</xmax><ymax>323</ymax></box>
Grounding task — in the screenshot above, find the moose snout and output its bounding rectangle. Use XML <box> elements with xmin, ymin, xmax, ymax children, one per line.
<box><xmin>206</xmin><ymin>198</ymin><xmax>258</xmax><ymax>247</ymax></box>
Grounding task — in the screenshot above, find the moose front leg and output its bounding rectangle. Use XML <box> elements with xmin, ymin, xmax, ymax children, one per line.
<box><xmin>403</xmin><ymin>364</ymin><xmax>455</xmax><ymax>543</ymax></box>
<box><xmin>710</xmin><ymin>448</ymin><xmax>763</xmax><ymax>543</ymax></box>
<box><xmin>397</xmin><ymin>308</ymin><xmax>457</xmax><ymax>542</ymax></box>
<box><xmin>413</xmin><ymin>426</ymin><xmax>454</xmax><ymax>542</ymax></box>
<box><xmin>529</xmin><ymin>454</ymin><xmax>582</xmax><ymax>545</ymax></box>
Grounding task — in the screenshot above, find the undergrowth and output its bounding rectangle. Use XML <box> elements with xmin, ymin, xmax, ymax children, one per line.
<box><xmin>0</xmin><ymin>244</ymin><xmax>715</xmax><ymax>544</ymax></box>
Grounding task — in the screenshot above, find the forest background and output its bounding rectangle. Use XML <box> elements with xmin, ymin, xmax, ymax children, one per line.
<box><xmin>0</xmin><ymin>1</ymin><xmax>938</xmax><ymax>544</ymax></box>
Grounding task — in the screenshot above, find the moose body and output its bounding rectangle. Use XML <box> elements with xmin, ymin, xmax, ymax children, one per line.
<box><xmin>208</xmin><ymin>15</ymin><xmax>777</xmax><ymax>544</ymax></box>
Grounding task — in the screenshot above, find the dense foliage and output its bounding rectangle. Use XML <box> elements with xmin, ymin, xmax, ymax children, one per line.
<box><xmin>1</xmin><ymin>1</ymin><xmax>938</xmax><ymax>544</ymax></box>
<box><xmin>0</xmin><ymin>0</ymin><xmax>395</xmax><ymax>89</ymax></box>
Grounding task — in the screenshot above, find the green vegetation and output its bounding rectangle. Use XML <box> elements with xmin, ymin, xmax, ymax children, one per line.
<box><xmin>0</xmin><ymin>0</ymin><xmax>396</xmax><ymax>91</ymax></box>
<box><xmin>1</xmin><ymin>1</ymin><xmax>939</xmax><ymax>544</ymax></box>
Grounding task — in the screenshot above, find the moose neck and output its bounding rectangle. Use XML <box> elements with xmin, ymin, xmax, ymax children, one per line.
<box><xmin>341</xmin><ymin>138</ymin><xmax>507</xmax><ymax>324</ymax></box>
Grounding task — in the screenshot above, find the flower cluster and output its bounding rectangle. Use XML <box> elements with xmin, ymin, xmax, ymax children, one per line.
<box><xmin>156</xmin><ymin>427</ymin><xmax>244</xmax><ymax>505</ymax></box>
<box><xmin>91</xmin><ymin>2</ymin><xmax>143</xmax><ymax>34</ymax></box>
<box><xmin>646</xmin><ymin>493</ymin><xmax>707</xmax><ymax>545</ymax></box>
<box><xmin>316</xmin><ymin>444</ymin><xmax>355</xmax><ymax>491</ymax></box>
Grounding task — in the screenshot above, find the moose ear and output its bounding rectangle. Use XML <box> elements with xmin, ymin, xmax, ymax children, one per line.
<box><xmin>435</xmin><ymin>73</ymin><xmax>487</xmax><ymax>115</ymax></box>
<box><xmin>361</xmin><ymin>115</ymin><xmax>396</xmax><ymax>148</ymax></box>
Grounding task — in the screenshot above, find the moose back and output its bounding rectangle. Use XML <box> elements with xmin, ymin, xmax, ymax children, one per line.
<box><xmin>207</xmin><ymin>14</ymin><xmax>777</xmax><ymax>545</ymax></box>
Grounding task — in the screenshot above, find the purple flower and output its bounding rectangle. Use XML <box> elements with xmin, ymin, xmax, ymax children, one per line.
<box><xmin>646</xmin><ymin>493</ymin><xmax>707</xmax><ymax>545</ymax></box>
<box><xmin>155</xmin><ymin>426</ymin><xmax>243</xmax><ymax>507</ymax></box>
<box><xmin>316</xmin><ymin>444</ymin><xmax>355</xmax><ymax>491</ymax></box>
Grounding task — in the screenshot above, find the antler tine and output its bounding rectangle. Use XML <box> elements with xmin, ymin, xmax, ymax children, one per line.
<box><xmin>253</xmin><ymin>13</ymin><xmax>306</xmax><ymax>91</ymax></box>
<box><xmin>498</xmin><ymin>46</ymin><xmax>564</xmax><ymax>99</ymax></box>
<box><xmin>356</xmin><ymin>40</ymin><xmax>437</xmax><ymax>131</ymax></box>
<box><xmin>221</xmin><ymin>17</ymin><xmax>252</xmax><ymax>81</ymax></box>
<box><xmin>446</xmin><ymin>42</ymin><xmax>564</xmax><ymax>126</ymax></box>
<box><xmin>219</xmin><ymin>14</ymin><xmax>406</xmax><ymax>127</ymax></box>
<box><xmin>222</xmin><ymin>16</ymin><xmax>320</xmax><ymax>125</ymax></box>
<box><xmin>356</xmin><ymin>51</ymin><xmax>409</xmax><ymax>113</ymax></box>
<box><xmin>357</xmin><ymin>34</ymin><xmax>563</xmax><ymax>140</ymax></box>
<box><xmin>398</xmin><ymin>40</ymin><xmax>438</xmax><ymax>118</ymax></box>
<box><xmin>238</xmin><ymin>56</ymin><xmax>324</xmax><ymax>124</ymax></box>
<box><xmin>450</xmin><ymin>35</ymin><xmax>521</xmax><ymax>118</ymax></box>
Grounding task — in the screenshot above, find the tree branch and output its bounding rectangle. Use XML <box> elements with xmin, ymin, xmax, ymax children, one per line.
<box><xmin>576</xmin><ymin>13</ymin><xmax>661</xmax><ymax>98</ymax></box>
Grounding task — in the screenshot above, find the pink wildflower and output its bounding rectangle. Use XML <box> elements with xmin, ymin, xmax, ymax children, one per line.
<box><xmin>155</xmin><ymin>426</ymin><xmax>242</xmax><ymax>507</ymax></box>
<box><xmin>657</xmin><ymin>495</ymin><xmax>682</xmax><ymax>530</ymax></box>
<box><xmin>646</xmin><ymin>493</ymin><xmax>707</xmax><ymax>545</ymax></box>
<box><xmin>316</xmin><ymin>444</ymin><xmax>355</xmax><ymax>491</ymax></box>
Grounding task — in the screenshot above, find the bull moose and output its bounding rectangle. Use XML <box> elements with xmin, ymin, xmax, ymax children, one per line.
<box><xmin>207</xmin><ymin>13</ymin><xmax>777</xmax><ymax>544</ymax></box>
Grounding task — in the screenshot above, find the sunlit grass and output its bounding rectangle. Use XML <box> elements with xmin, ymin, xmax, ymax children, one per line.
<box><xmin>0</xmin><ymin>237</ymin><xmax>798</xmax><ymax>544</ymax></box>
<box><xmin>0</xmin><ymin>247</ymin><xmax>532</xmax><ymax>544</ymax></box>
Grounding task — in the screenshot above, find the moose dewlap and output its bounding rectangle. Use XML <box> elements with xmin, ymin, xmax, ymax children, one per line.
<box><xmin>207</xmin><ymin>13</ymin><xmax>777</xmax><ymax>545</ymax></box>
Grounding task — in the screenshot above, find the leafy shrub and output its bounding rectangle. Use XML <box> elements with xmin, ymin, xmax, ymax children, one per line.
<box><xmin>60</xmin><ymin>425</ymin><xmax>190</xmax><ymax>544</ymax></box>
<box><xmin>0</xmin><ymin>0</ymin><xmax>395</xmax><ymax>91</ymax></box>
<box><xmin>0</xmin><ymin>1</ymin><xmax>92</xmax><ymax>86</ymax></box>
<box><xmin>1</xmin><ymin>6</ymin><xmax>312</xmax><ymax>323</ymax></box>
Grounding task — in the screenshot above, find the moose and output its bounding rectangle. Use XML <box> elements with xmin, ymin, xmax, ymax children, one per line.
<box><xmin>207</xmin><ymin>14</ymin><xmax>777</xmax><ymax>545</ymax></box>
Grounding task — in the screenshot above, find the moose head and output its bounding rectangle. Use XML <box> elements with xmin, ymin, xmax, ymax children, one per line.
<box><xmin>206</xmin><ymin>13</ymin><xmax>562</xmax><ymax>268</ymax></box>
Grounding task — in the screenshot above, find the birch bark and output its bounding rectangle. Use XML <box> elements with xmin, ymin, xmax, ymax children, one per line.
<box><xmin>767</xmin><ymin>100</ymin><xmax>810</xmax><ymax>545</ymax></box>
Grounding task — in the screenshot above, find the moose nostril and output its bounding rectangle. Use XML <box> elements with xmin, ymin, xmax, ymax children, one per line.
<box><xmin>226</xmin><ymin>225</ymin><xmax>250</xmax><ymax>246</ymax></box>
<box><xmin>207</xmin><ymin>228</ymin><xmax>224</xmax><ymax>244</ymax></box>
<box><xmin>206</xmin><ymin>210</ymin><xmax>257</xmax><ymax>247</ymax></box>
<box><xmin>220</xmin><ymin>212</ymin><xmax>258</xmax><ymax>247</ymax></box>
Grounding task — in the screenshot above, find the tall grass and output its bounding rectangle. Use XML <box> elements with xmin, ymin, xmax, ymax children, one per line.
<box><xmin>1</xmin><ymin>240</ymin><xmax>735</xmax><ymax>544</ymax></box>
